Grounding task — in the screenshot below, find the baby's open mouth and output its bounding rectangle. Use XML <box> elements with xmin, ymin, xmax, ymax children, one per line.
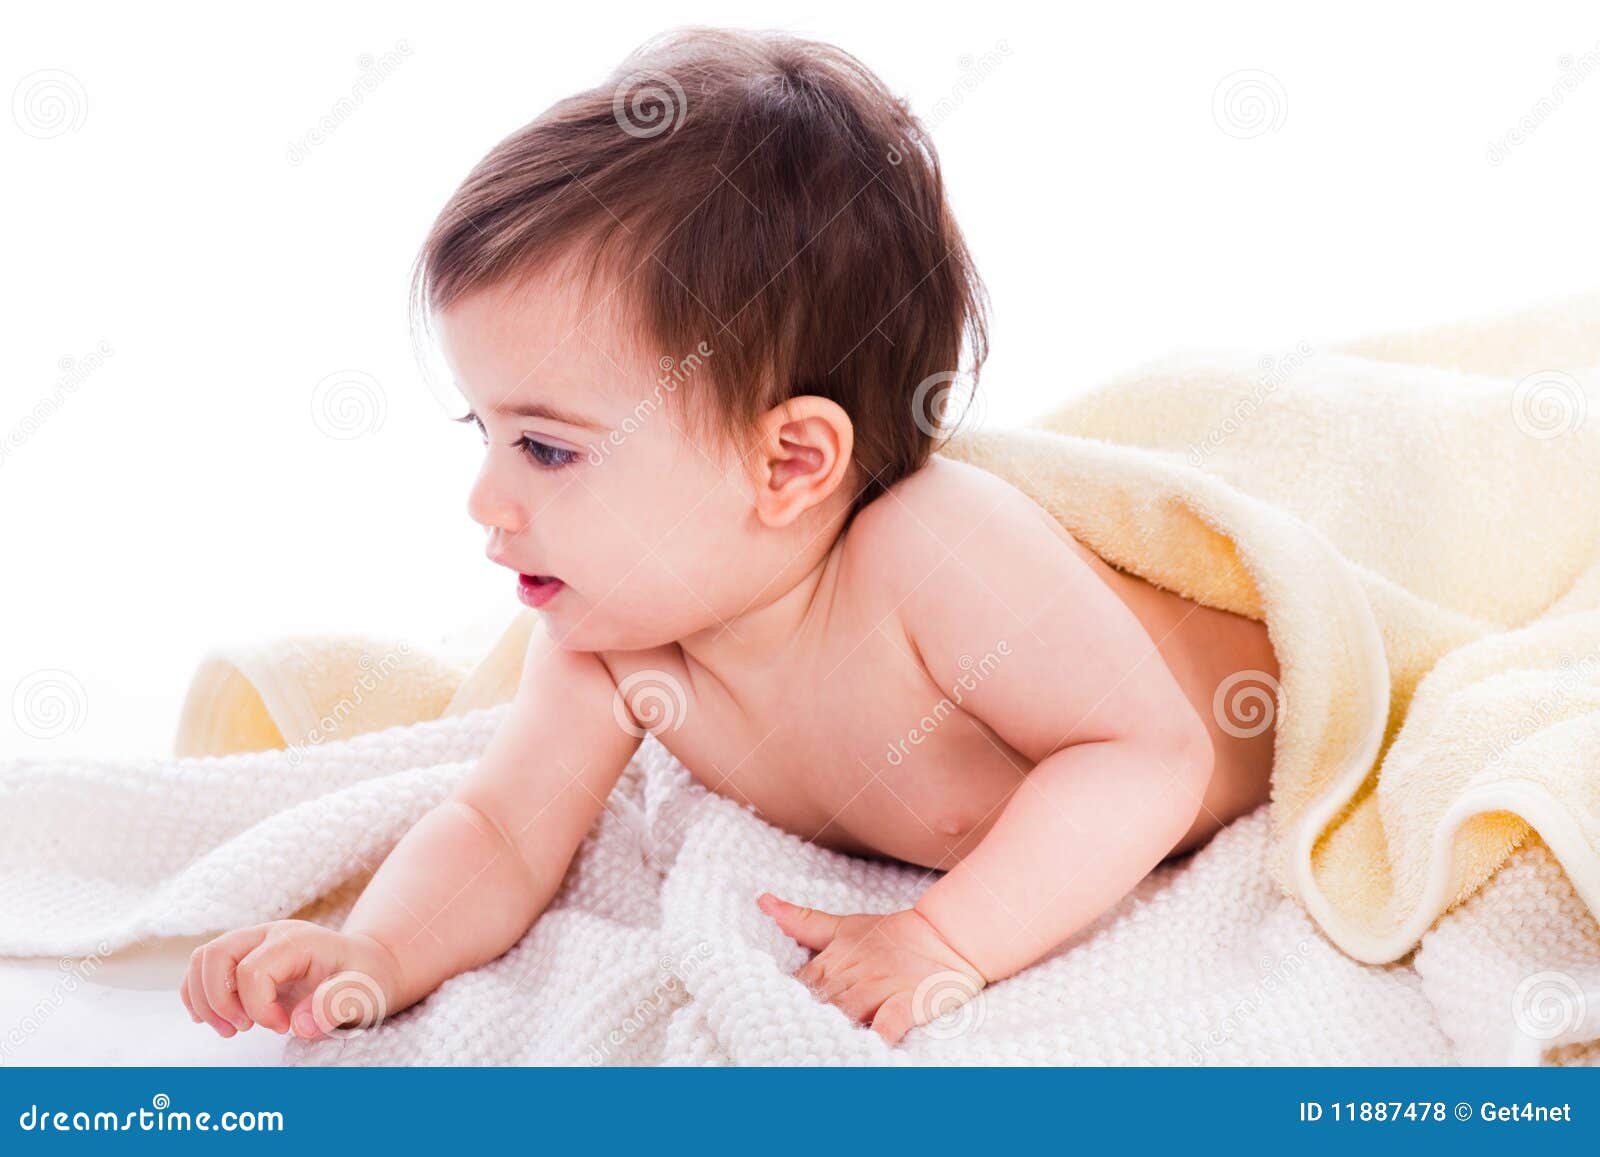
<box><xmin>517</xmin><ymin>573</ymin><xmax>565</xmax><ymax>609</ymax></box>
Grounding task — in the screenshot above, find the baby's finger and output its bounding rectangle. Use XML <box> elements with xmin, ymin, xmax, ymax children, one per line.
<box><xmin>758</xmin><ymin>894</ymin><xmax>842</xmax><ymax>951</ymax></box>
<box><xmin>184</xmin><ymin>949</ymin><xmax>235</xmax><ymax>1037</ymax></box>
<box><xmin>289</xmin><ymin>970</ymin><xmax>388</xmax><ymax>1040</ymax></box>
<box><xmin>869</xmin><ymin>991</ymin><xmax>917</xmax><ymax>1046</ymax></box>
<box><xmin>833</xmin><ymin>977</ymin><xmax>894</xmax><ymax>1025</ymax></box>
<box><xmin>287</xmin><ymin>993</ymin><xmax>328</xmax><ymax>1041</ymax></box>
<box><xmin>236</xmin><ymin>935</ymin><xmax>316</xmax><ymax>1034</ymax></box>
<box><xmin>200</xmin><ymin>928</ymin><xmax>269</xmax><ymax>1031</ymax></box>
<box><xmin>817</xmin><ymin>959</ymin><xmax>864</xmax><ymax>1005</ymax></box>
<box><xmin>178</xmin><ymin>970</ymin><xmax>199</xmax><ymax>1024</ymax></box>
<box><xmin>795</xmin><ymin>953</ymin><xmax>826</xmax><ymax>993</ymax></box>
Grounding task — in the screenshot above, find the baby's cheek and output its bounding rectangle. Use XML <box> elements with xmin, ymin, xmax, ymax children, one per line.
<box><xmin>562</xmin><ymin>579</ymin><xmax>704</xmax><ymax>651</ymax></box>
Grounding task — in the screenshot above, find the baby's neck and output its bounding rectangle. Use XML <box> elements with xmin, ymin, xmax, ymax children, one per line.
<box><xmin>675</xmin><ymin>531</ymin><xmax>846</xmax><ymax>683</ymax></box>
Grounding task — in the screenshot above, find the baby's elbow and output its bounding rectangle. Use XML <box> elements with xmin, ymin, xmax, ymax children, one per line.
<box><xmin>1154</xmin><ymin>703</ymin><xmax>1215</xmax><ymax>790</ymax></box>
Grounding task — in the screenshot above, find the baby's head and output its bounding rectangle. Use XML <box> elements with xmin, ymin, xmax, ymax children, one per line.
<box><xmin>415</xmin><ymin>27</ymin><xmax>988</xmax><ymax>652</ymax></box>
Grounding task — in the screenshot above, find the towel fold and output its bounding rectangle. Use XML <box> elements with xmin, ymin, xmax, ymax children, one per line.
<box><xmin>938</xmin><ymin>289</ymin><xmax>1600</xmax><ymax>965</ymax></box>
<box><xmin>170</xmin><ymin>612</ymin><xmax>535</xmax><ymax>759</ymax></box>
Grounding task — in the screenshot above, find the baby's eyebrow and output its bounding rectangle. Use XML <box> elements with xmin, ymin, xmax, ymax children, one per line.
<box><xmin>490</xmin><ymin>400</ymin><xmax>605</xmax><ymax>431</ymax></box>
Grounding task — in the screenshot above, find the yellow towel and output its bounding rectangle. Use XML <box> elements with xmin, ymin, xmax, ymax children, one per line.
<box><xmin>172</xmin><ymin>290</ymin><xmax>1600</xmax><ymax>965</ymax></box>
<box><xmin>171</xmin><ymin>617</ymin><xmax>535</xmax><ymax>760</ymax></box>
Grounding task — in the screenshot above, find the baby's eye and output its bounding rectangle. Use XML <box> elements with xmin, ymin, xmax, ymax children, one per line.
<box><xmin>454</xmin><ymin>411</ymin><xmax>488</xmax><ymax>444</ymax></box>
<box><xmin>455</xmin><ymin>412</ymin><xmax>577</xmax><ymax>468</ymax></box>
<box><xmin>516</xmin><ymin>436</ymin><xmax>579</xmax><ymax>469</ymax></box>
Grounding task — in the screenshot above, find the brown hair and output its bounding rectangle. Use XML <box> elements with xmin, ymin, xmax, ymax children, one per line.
<box><xmin>411</xmin><ymin>26</ymin><xmax>989</xmax><ymax>513</ymax></box>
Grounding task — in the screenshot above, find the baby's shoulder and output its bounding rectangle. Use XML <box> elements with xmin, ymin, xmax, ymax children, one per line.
<box><xmin>844</xmin><ymin>454</ymin><xmax>1076</xmax><ymax>583</ymax></box>
<box><xmin>841</xmin><ymin>455</ymin><xmax>1156</xmax><ymax>754</ymax></box>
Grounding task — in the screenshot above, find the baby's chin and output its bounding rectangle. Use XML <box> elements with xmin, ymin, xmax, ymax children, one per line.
<box><xmin>537</xmin><ymin>603</ymin><xmax>686</xmax><ymax>655</ymax></box>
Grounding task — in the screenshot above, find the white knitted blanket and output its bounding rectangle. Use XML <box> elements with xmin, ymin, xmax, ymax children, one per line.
<box><xmin>1</xmin><ymin>706</ymin><xmax>1595</xmax><ymax>1065</ymax></box>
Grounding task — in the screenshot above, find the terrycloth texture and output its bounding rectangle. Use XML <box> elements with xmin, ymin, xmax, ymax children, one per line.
<box><xmin>2</xmin><ymin>290</ymin><xmax>1597</xmax><ymax>1064</ymax></box>
<box><xmin>1</xmin><ymin>706</ymin><xmax>1593</xmax><ymax>1064</ymax></box>
<box><xmin>1416</xmin><ymin>836</ymin><xmax>1600</xmax><ymax>1065</ymax></box>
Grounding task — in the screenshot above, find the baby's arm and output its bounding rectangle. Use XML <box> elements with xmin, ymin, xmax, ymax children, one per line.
<box><xmin>760</xmin><ymin>480</ymin><xmax>1213</xmax><ymax>1042</ymax></box>
<box><xmin>912</xmin><ymin>738</ymin><xmax>1211</xmax><ymax>984</ymax></box>
<box><xmin>904</xmin><ymin>497</ymin><xmax>1215</xmax><ymax>984</ymax></box>
<box><xmin>180</xmin><ymin>621</ymin><xmax>639</xmax><ymax>1037</ymax></box>
<box><xmin>336</xmin><ymin>624</ymin><xmax>640</xmax><ymax>1014</ymax></box>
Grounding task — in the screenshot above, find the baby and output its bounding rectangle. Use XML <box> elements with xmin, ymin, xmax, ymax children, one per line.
<box><xmin>180</xmin><ymin>27</ymin><xmax>1280</xmax><ymax>1047</ymax></box>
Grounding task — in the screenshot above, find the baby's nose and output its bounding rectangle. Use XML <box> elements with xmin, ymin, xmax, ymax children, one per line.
<box><xmin>466</xmin><ymin>465</ymin><xmax>527</xmax><ymax>536</ymax></box>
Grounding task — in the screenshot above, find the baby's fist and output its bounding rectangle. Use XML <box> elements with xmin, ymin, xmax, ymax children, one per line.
<box><xmin>178</xmin><ymin>920</ymin><xmax>402</xmax><ymax>1041</ymax></box>
<box><xmin>758</xmin><ymin>894</ymin><xmax>988</xmax><ymax>1045</ymax></box>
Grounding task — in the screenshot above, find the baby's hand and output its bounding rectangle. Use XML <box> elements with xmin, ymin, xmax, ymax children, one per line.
<box><xmin>179</xmin><ymin>920</ymin><xmax>402</xmax><ymax>1041</ymax></box>
<box><xmin>757</xmin><ymin>893</ymin><xmax>988</xmax><ymax>1045</ymax></box>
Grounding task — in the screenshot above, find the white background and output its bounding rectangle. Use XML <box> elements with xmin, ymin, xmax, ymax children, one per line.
<box><xmin>5</xmin><ymin>0</ymin><xmax>1599</xmax><ymax>760</ymax></box>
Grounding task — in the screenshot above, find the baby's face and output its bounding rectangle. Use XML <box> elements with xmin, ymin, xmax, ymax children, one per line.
<box><xmin>438</xmin><ymin>259</ymin><xmax>768</xmax><ymax>653</ymax></box>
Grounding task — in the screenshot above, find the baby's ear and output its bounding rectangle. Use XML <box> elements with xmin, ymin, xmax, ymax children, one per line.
<box><xmin>749</xmin><ymin>396</ymin><xmax>855</xmax><ymax>528</ymax></box>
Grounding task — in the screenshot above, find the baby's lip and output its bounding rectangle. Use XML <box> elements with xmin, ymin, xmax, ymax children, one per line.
<box><xmin>517</xmin><ymin>573</ymin><xmax>565</xmax><ymax>610</ymax></box>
